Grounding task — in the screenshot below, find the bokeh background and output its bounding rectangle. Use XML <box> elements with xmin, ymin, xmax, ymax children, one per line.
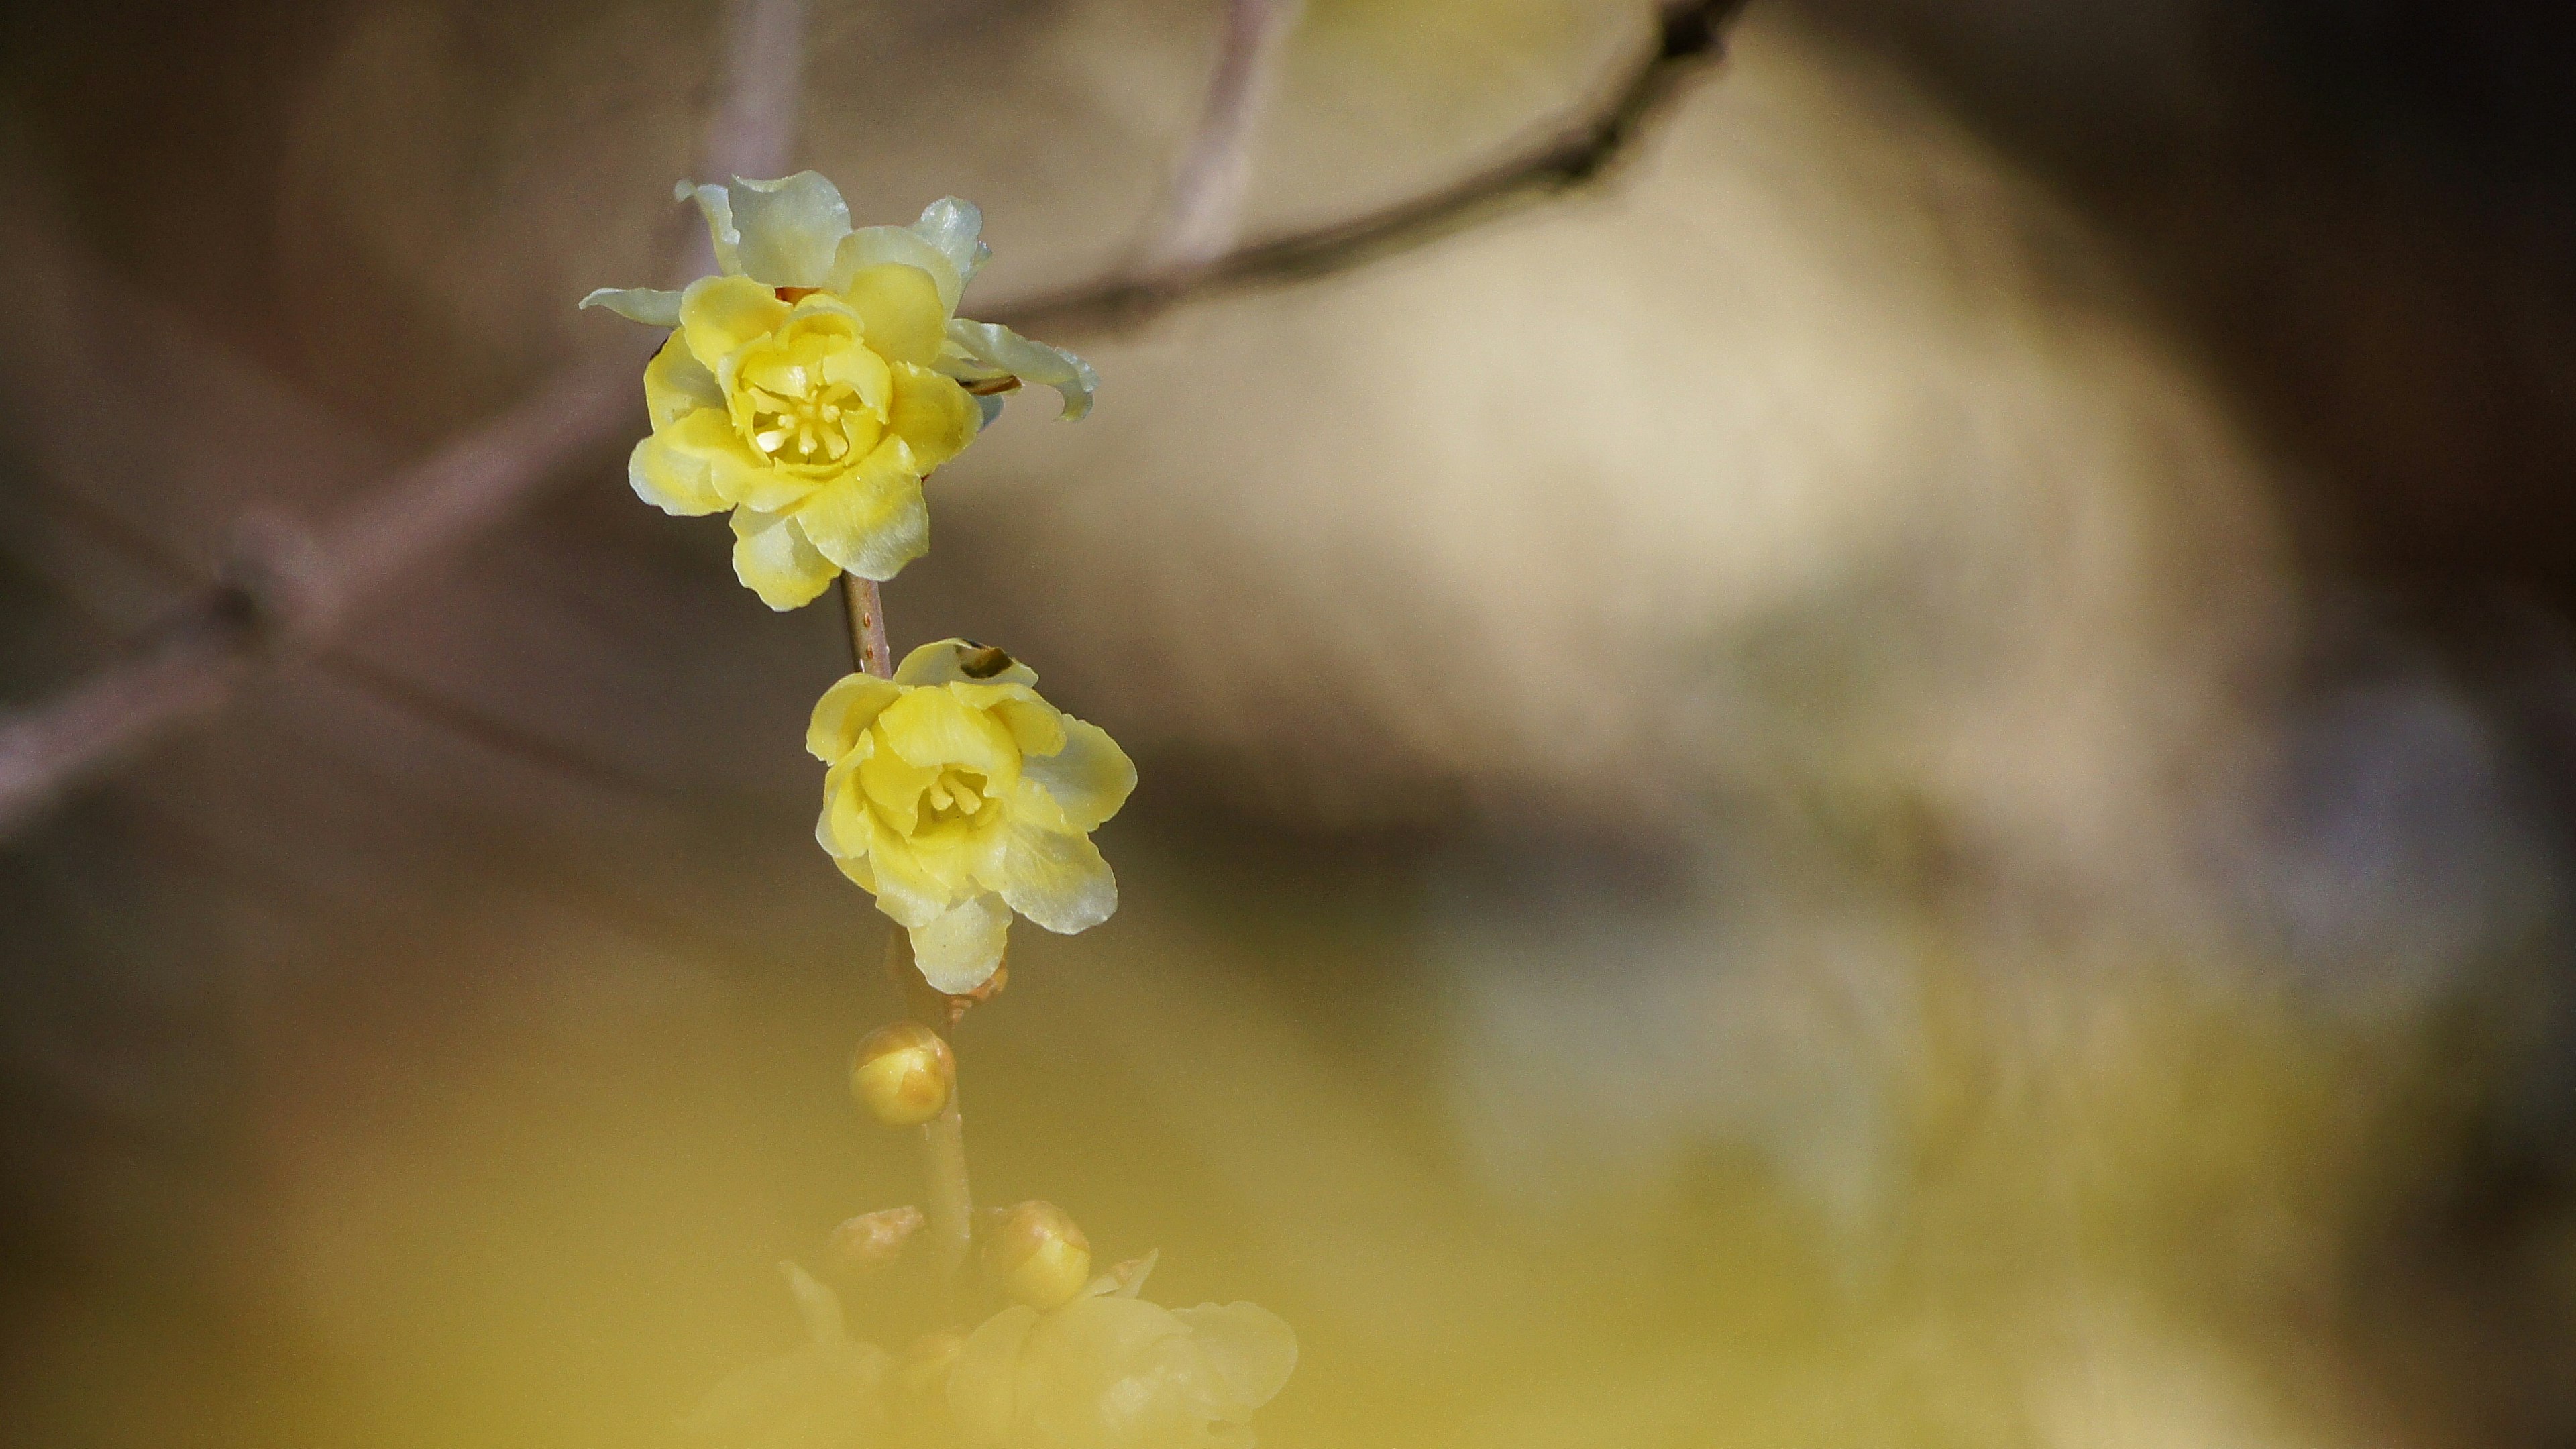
<box><xmin>5</xmin><ymin>1</ymin><xmax>2576</xmax><ymax>1445</ymax></box>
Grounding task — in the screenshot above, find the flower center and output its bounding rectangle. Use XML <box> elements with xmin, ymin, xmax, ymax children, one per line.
<box><xmin>922</xmin><ymin>767</ymin><xmax>991</xmax><ymax>826</ymax></box>
<box><xmin>743</xmin><ymin>366</ymin><xmax>865</xmax><ymax>466</ymax></box>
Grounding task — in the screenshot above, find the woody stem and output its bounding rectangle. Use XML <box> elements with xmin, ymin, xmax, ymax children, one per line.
<box><xmin>842</xmin><ymin>574</ymin><xmax>975</xmax><ymax>1281</ymax></box>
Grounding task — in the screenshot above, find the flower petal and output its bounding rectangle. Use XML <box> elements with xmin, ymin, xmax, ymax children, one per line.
<box><xmin>1171</xmin><ymin>1303</ymin><xmax>1299</xmax><ymax>1416</ymax></box>
<box><xmin>841</xmin><ymin>264</ymin><xmax>949</xmax><ymax>366</ymax></box>
<box><xmin>994</xmin><ymin>810</ymin><xmax>1117</xmax><ymax>934</ymax></box>
<box><xmin>808</xmin><ymin>674</ymin><xmax>903</xmax><ymax>762</ymax></box>
<box><xmin>792</xmin><ymin>442</ymin><xmax>928</xmax><ymax>582</ymax></box>
<box><xmin>894</xmin><ymin>639</ymin><xmax>1041</xmax><ymax>689</ymax></box>
<box><xmin>874</xmin><ymin>689</ymin><xmax>1019</xmax><ymax>780</ymax></box>
<box><xmin>829</xmin><ymin>225</ymin><xmax>963</xmax><ymax>316</ymax></box>
<box><xmin>1023</xmin><ymin>717</ymin><xmax>1135</xmax><ymax>833</ymax></box>
<box><xmin>864</xmin><ymin>831</ymin><xmax>954</xmax><ymax>928</ymax></box>
<box><xmin>627</xmin><ymin>426</ymin><xmax>727</xmax><ymax>516</ymax></box>
<box><xmin>909</xmin><ymin>892</ymin><xmax>1012</xmax><ymax>994</ymax></box>
<box><xmin>888</xmin><ymin>362</ymin><xmax>979</xmax><ymax>473</ymax></box>
<box><xmin>724</xmin><ymin>172</ymin><xmax>852</xmax><ymax>287</ymax></box>
<box><xmin>980</xmin><ymin>696</ymin><xmax>1066</xmax><ymax>759</ymax></box>
<box><xmin>578</xmin><ymin>286</ymin><xmax>683</xmax><ymax>327</ymax></box>
<box><xmin>910</xmin><ymin>197</ymin><xmax>991</xmax><ymax>290</ymax></box>
<box><xmin>642</xmin><ymin>333</ymin><xmax>722</xmax><ymax>428</ymax></box>
<box><xmin>944</xmin><ymin>319</ymin><xmax>1098</xmax><ymax>420</ymax></box>
<box><xmin>949</xmin><ymin>1305</ymin><xmax>1039</xmax><ymax>1448</ymax></box>
<box><xmin>729</xmin><ymin>507</ymin><xmax>839</xmax><ymax>610</ymax></box>
<box><xmin>675</xmin><ymin>180</ymin><xmax>742</xmax><ymax>275</ymax></box>
<box><xmin>817</xmin><ymin>755</ymin><xmax>878</xmax><ymax>856</ymax></box>
<box><xmin>656</xmin><ymin>407</ymin><xmax>802</xmax><ymax>511</ymax></box>
<box><xmin>679</xmin><ymin>274</ymin><xmax>789</xmax><ymax>371</ymax></box>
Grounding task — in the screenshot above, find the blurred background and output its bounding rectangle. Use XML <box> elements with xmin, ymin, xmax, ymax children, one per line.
<box><xmin>4</xmin><ymin>1</ymin><xmax>2576</xmax><ymax>1444</ymax></box>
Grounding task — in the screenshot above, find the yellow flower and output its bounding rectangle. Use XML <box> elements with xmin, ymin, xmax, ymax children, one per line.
<box><xmin>947</xmin><ymin>1254</ymin><xmax>1298</xmax><ymax>1449</ymax></box>
<box><xmin>808</xmin><ymin>640</ymin><xmax>1136</xmax><ymax>994</ymax></box>
<box><xmin>581</xmin><ymin>174</ymin><xmax>1099</xmax><ymax>608</ymax></box>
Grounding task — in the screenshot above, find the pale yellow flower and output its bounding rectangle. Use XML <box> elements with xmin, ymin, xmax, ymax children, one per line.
<box><xmin>947</xmin><ymin>1255</ymin><xmax>1298</xmax><ymax>1449</ymax></box>
<box><xmin>808</xmin><ymin>640</ymin><xmax>1136</xmax><ymax>993</ymax></box>
<box><xmin>582</xmin><ymin>174</ymin><xmax>1098</xmax><ymax>608</ymax></box>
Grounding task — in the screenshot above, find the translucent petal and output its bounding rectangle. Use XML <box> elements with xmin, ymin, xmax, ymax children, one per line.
<box><xmin>887</xmin><ymin>363</ymin><xmax>979</xmax><ymax>472</ymax></box>
<box><xmin>1169</xmin><ymin>1303</ymin><xmax>1299</xmax><ymax>1415</ymax></box>
<box><xmin>865</xmin><ymin>833</ymin><xmax>954</xmax><ymax>929</ymax></box>
<box><xmin>894</xmin><ymin>639</ymin><xmax>1041</xmax><ymax>689</ymax></box>
<box><xmin>828</xmin><ymin>225</ymin><xmax>963</xmax><ymax>315</ymax></box>
<box><xmin>675</xmin><ymin>180</ymin><xmax>742</xmax><ymax>275</ymax></box>
<box><xmin>792</xmin><ymin>441</ymin><xmax>928</xmax><ymax>582</ymax></box>
<box><xmin>1023</xmin><ymin>717</ymin><xmax>1135</xmax><ymax>833</ymax></box>
<box><xmin>874</xmin><ymin>689</ymin><xmax>1020</xmax><ymax>780</ymax></box>
<box><xmin>949</xmin><ymin>1305</ymin><xmax>1039</xmax><ymax>1448</ymax></box>
<box><xmin>679</xmin><ymin>274</ymin><xmax>789</xmax><ymax>371</ymax></box>
<box><xmin>578</xmin><ymin>286</ymin><xmax>683</xmax><ymax>327</ymax></box>
<box><xmin>728</xmin><ymin>507</ymin><xmax>839</xmax><ymax>610</ymax></box>
<box><xmin>945</xmin><ymin>319</ymin><xmax>1099</xmax><ymax>420</ymax></box>
<box><xmin>816</xmin><ymin>757</ymin><xmax>877</xmax><ymax>858</ymax></box>
<box><xmin>724</xmin><ymin>172</ymin><xmax>853</xmax><ymax>288</ymax></box>
<box><xmin>910</xmin><ymin>197</ymin><xmax>991</xmax><ymax>290</ymax></box>
<box><xmin>841</xmin><ymin>264</ymin><xmax>949</xmax><ymax>366</ymax></box>
<box><xmin>808</xmin><ymin>674</ymin><xmax>902</xmax><ymax>762</ymax></box>
<box><xmin>994</xmin><ymin>812</ymin><xmax>1117</xmax><ymax>934</ymax></box>
<box><xmin>982</xmin><ymin>696</ymin><xmax>1067</xmax><ymax>760</ymax></box>
<box><xmin>642</xmin><ymin>333</ymin><xmax>722</xmax><ymax>429</ymax></box>
<box><xmin>910</xmin><ymin>892</ymin><xmax>1012</xmax><ymax>994</ymax></box>
<box><xmin>657</xmin><ymin>407</ymin><xmax>796</xmax><ymax>512</ymax></box>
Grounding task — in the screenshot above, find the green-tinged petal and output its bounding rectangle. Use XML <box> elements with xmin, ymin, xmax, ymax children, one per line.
<box><xmin>724</xmin><ymin>172</ymin><xmax>851</xmax><ymax>287</ymax></box>
<box><xmin>1024</xmin><ymin>717</ymin><xmax>1135</xmax><ymax>832</ymax></box>
<box><xmin>895</xmin><ymin>639</ymin><xmax>1041</xmax><ymax>689</ymax></box>
<box><xmin>729</xmin><ymin>507</ymin><xmax>839</xmax><ymax>610</ymax></box>
<box><xmin>994</xmin><ymin>811</ymin><xmax>1117</xmax><ymax>934</ymax></box>
<box><xmin>578</xmin><ymin>286</ymin><xmax>683</xmax><ymax>327</ymax></box>
<box><xmin>874</xmin><ymin>690</ymin><xmax>1019</xmax><ymax>780</ymax></box>
<box><xmin>949</xmin><ymin>1305</ymin><xmax>1038</xmax><ymax>1448</ymax></box>
<box><xmin>910</xmin><ymin>197</ymin><xmax>991</xmax><ymax>290</ymax></box>
<box><xmin>828</xmin><ymin>225</ymin><xmax>963</xmax><ymax>316</ymax></box>
<box><xmin>887</xmin><ymin>362</ymin><xmax>979</xmax><ymax>472</ymax></box>
<box><xmin>945</xmin><ymin>319</ymin><xmax>1098</xmax><ymax>420</ymax></box>
<box><xmin>841</xmin><ymin>264</ymin><xmax>949</xmax><ymax>366</ymax></box>
<box><xmin>909</xmin><ymin>892</ymin><xmax>1011</xmax><ymax>994</ymax></box>
<box><xmin>679</xmin><ymin>274</ymin><xmax>788</xmax><ymax>370</ymax></box>
<box><xmin>863</xmin><ymin>831</ymin><xmax>954</xmax><ymax>928</ymax></box>
<box><xmin>829</xmin><ymin>849</ymin><xmax>877</xmax><ymax>895</ymax></box>
<box><xmin>1170</xmin><ymin>1303</ymin><xmax>1299</xmax><ymax>1415</ymax></box>
<box><xmin>642</xmin><ymin>334</ymin><xmax>722</xmax><ymax>428</ymax></box>
<box><xmin>675</xmin><ymin>180</ymin><xmax>742</xmax><ymax>274</ymax></box>
<box><xmin>808</xmin><ymin>674</ymin><xmax>902</xmax><ymax>761</ymax></box>
<box><xmin>792</xmin><ymin>442</ymin><xmax>927</xmax><ymax>582</ymax></box>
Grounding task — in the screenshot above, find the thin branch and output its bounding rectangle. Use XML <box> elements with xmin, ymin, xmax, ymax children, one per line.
<box><xmin>1132</xmin><ymin>0</ymin><xmax>1303</xmax><ymax>278</ymax></box>
<box><xmin>0</xmin><ymin>0</ymin><xmax>1748</xmax><ymax>843</ymax></box>
<box><xmin>0</xmin><ymin>0</ymin><xmax>810</xmax><ymax>841</ymax></box>
<box><xmin>996</xmin><ymin>0</ymin><xmax>1749</xmax><ymax>335</ymax></box>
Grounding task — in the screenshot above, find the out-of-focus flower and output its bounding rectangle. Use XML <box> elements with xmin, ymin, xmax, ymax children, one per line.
<box><xmin>851</xmin><ymin>1022</ymin><xmax>956</xmax><ymax>1126</ymax></box>
<box><xmin>681</xmin><ymin>1263</ymin><xmax>892</xmax><ymax>1449</ymax></box>
<box><xmin>947</xmin><ymin>1256</ymin><xmax>1298</xmax><ymax>1449</ymax></box>
<box><xmin>827</xmin><ymin>1205</ymin><xmax>928</xmax><ymax>1277</ymax></box>
<box><xmin>581</xmin><ymin>174</ymin><xmax>1098</xmax><ymax>608</ymax></box>
<box><xmin>808</xmin><ymin>640</ymin><xmax>1136</xmax><ymax>994</ymax></box>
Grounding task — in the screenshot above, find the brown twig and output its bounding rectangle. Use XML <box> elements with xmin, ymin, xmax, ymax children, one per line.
<box><xmin>0</xmin><ymin>0</ymin><xmax>1748</xmax><ymax>843</ymax></box>
<box><xmin>1132</xmin><ymin>0</ymin><xmax>1304</xmax><ymax>278</ymax></box>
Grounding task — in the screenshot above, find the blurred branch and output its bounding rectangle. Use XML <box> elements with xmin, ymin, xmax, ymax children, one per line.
<box><xmin>0</xmin><ymin>0</ymin><xmax>1749</xmax><ymax>841</ymax></box>
<box><xmin>0</xmin><ymin>0</ymin><xmax>809</xmax><ymax>841</ymax></box>
<box><xmin>996</xmin><ymin>0</ymin><xmax>1751</xmax><ymax>335</ymax></box>
<box><xmin>1132</xmin><ymin>0</ymin><xmax>1305</xmax><ymax>277</ymax></box>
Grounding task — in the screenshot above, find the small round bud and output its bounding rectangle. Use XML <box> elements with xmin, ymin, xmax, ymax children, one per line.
<box><xmin>850</xmin><ymin>1022</ymin><xmax>955</xmax><ymax>1127</ymax></box>
<box><xmin>985</xmin><ymin>1199</ymin><xmax>1092</xmax><ymax>1310</ymax></box>
<box><xmin>825</xmin><ymin>1205</ymin><xmax>925</xmax><ymax>1276</ymax></box>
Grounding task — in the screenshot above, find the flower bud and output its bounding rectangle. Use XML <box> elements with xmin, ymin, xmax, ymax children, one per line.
<box><xmin>825</xmin><ymin>1205</ymin><xmax>925</xmax><ymax>1277</ymax></box>
<box><xmin>850</xmin><ymin>1022</ymin><xmax>955</xmax><ymax>1127</ymax></box>
<box><xmin>985</xmin><ymin>1200</ymin><xmax>1092</xmax><ymax>1311</ymax></box>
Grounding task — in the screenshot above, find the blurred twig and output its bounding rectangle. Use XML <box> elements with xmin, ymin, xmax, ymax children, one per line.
<box><xmin>1132</xmin><ymin>0</ymin><xmax>1305</xmax><ymax>277</ymax></box>
<box><xmin>0</xmin><ymin>0</ymin><xmax>808</xmax><ymax>840</ymax></box>
<box><xmin>0</xmin><ymin>0</ymin><xmax>1749</xmax><ymax>841</ymax></box>
<box><xmin>996</xmin><ymin>0</ymin><xmax>1750</xmax><ymax>335</ymax></box>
